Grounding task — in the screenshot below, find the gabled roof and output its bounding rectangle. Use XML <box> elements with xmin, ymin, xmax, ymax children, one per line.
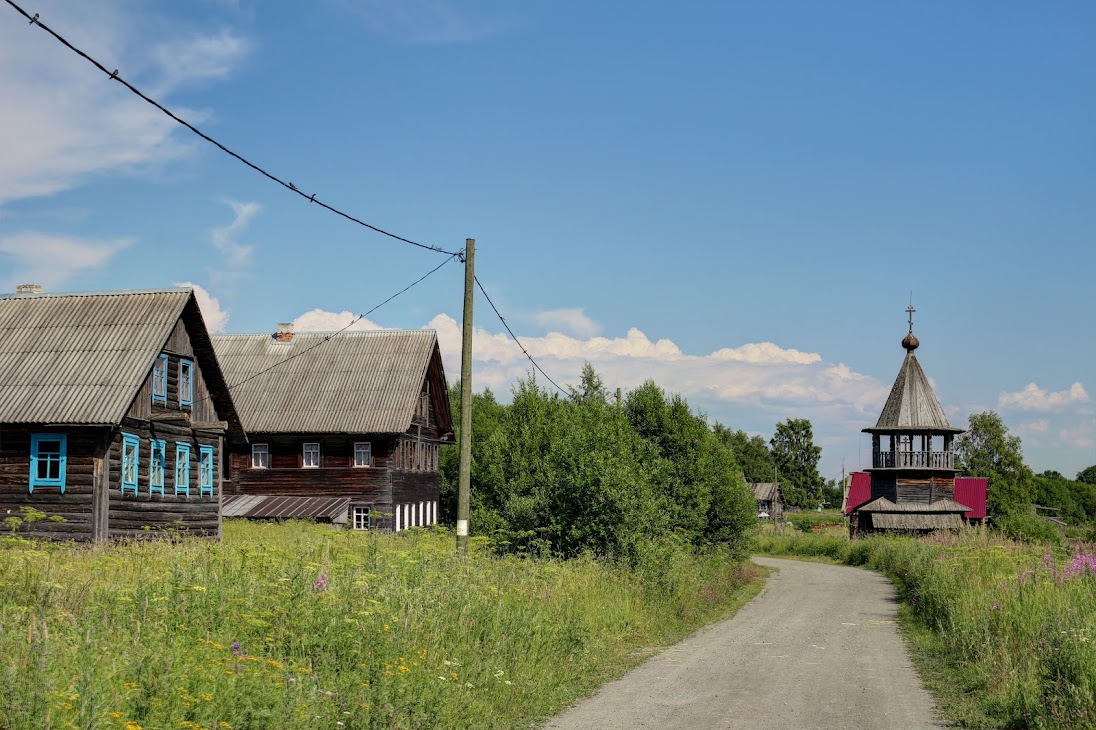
<box><xmin>844</xmin><ymin>471</ymin><xmax>872</xmax><ymax>515</ymax></box>
<box><xmin>865</xmin><ymin>349</ymin><xmax>962</xmax><ymax>434</ymax></box>
<box><xmin>749</xmin><ymin>483</ymin><xmax>781</xmax><ymax>502</ymax></box>
<box><xmin>212</xmin><ymin>330</ymin><xmax>452</xmax><ymax>435</ymax></box>
<box><xmin>0</xmin><ymin>288</ymin><xmax>237</xmax><ymax>426</ymax></box>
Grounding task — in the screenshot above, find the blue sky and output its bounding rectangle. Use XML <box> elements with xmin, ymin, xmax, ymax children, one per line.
<box><xmin>1</xmin><ymin>0</ymin><xmax>1093</xmax><ymax>481</ymax></box>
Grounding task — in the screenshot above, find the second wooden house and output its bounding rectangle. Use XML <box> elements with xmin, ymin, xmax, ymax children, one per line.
<box><xmin>213</xmin><ymin>324</ymin><xmax>454</xmax><ymax>531</ymax></box>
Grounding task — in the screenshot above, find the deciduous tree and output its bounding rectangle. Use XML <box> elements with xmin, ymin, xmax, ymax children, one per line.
<box><xmin>770</xmin><ymin>418</ymin><xmax>823</xmax><ymax>507</ymax></box>
<box><xmin>955</xmin><ymin>411</ymin><xmax>1033</xmax><ymax>518</ymax></box>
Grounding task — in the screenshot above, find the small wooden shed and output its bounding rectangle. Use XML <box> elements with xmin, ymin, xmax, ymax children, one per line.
<box><xmin>750</xmin><ymin>482</ymin><xmax>784</xmax><ymax>519</ymax></box>
<box><xmin>213</xmin><ymin>325</ymin><xmax>454</xmax><ymax>531</ymax></box>
<box><xmin>0</xmin><ymin>287</ymin><xmax>240</xmax><ymax>541</ymax></box>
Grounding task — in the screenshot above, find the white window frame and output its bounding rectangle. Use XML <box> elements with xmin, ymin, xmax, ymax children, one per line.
<box><xmin>353</xmin><ymin>442</ymin><xmax>372</xmax><ymax>468</ymax></box>
<box><xmin>251</xmin><ymin>443</ymin><xmax>269</xmax><ymax>469</ymax></box>
<box><xmin>351</xmin><ymin>506</ymin><xmax>372</xmax><ymax>530</ymax></box>
<box><xmin>303</xmin><ymin>442</ymin><xmax>321</xmax><ymax>468</ymax></box>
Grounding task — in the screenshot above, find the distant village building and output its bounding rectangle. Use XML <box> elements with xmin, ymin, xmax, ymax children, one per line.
<box><xmin>213</xmin><ymin>325</ymin><xmax>454</xmax><ymax>531</ymax></box>
<box><xmin>0</xmin><ymin>287</ymin><xmax>240</xmax><ymax>541</ymax></box>
<box><xmin>846</xmin><ymin>307</ymin><xmax>986</xmax><ymax>535</ymax></box>
<box><xmin>750</xmin><ymin>482</ymin><xmax>784</xmax><ymax>519</ymax></box>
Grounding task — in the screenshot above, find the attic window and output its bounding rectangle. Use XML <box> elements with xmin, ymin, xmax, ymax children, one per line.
<box><xmin>418</xmin><ymin>383</ymin><xmax>430</xmax><ymax>422</ymax></box>
<box><xmin>152</xmin><ymin>354</ymin><xmax>168</xmax><ymax>405</ymax></box>
<box><xmin>179</xmin><ymin>359</ymin><xmax>194</xmax><ymax>407</ymax></box>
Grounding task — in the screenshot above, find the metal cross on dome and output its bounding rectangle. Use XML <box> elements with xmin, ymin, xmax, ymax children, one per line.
<box><xmin>906</xmin><ymin>304</ymin><xmax>916</xmax><ymax>332</ymax></box>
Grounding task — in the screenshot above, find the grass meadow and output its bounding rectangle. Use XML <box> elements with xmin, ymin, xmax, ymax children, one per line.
<box><xmin>0</xmin><ymin>520</ymin><xmax>762</xmax><ymax>730</ymax></box>
<box><xmin>757</xmin><ymin>527</ymin><xmax>1096</xmax><ymax>728</ymax></box>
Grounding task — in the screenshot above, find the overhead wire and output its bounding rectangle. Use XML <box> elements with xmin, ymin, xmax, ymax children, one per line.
<box><xmin>4</xmin><ymin>0</ymin><xmax>459</xmax><ymax>257</ymax></box>
<box><xmin>192</xmin><ymin>253</ymin><xmax>460</xmax><ymax>415</ymax></box>
<box><xmin>5</xmin><ymin>1</ymin><xmax>574</xmax><ymax>398</ymax></box>
<box><xmin>473</xmin><ymin>275</ymin><xmax>570</xmax><ymax>396</ymax></box>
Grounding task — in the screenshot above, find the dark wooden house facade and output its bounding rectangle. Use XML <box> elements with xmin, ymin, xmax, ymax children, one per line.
<box><xmin>213</xmin><ymin>325</ymin><xmax>454</xmax><ymax>531</ymax></box>
<box><xmin>850</xmin><ymin>308</ymin><xmax>973</xmax><ymax>535</ymax></box>
<box><xmin>0</xmin><ymin>287</ymin><xmax>240</xmax><ymax>541</ymax></box>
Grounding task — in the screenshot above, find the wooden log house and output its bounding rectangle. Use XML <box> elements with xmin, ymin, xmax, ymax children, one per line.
<box><xmin>213</xmin><ymin>324</ymin><xmax>454</xmax><ymax>531</ymax></box>
<box><xmin>0</xmin><ymin>286</ymin><xmax>241</xmax><ymax>541</ymax></box>
<box><xmin>848</xmin><ymin>306</ymin><xmax>985</xmax><ymax>535</ymax></box>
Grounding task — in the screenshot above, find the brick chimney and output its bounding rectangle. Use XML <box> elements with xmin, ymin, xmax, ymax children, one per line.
<box><xmin>274</xmin><ymin>322</ymin><xmax>294</xmax><ymax>343</ymax></box>
<box><xmin>15</xmin><ymin>283</ymin><xmax>43</xmax><ymax>294</ymax></box>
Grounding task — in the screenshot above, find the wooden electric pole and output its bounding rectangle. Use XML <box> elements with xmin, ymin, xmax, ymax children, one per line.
<box><xmin>456</xmin><ymin>238</ymin><xmax>475</xmax><ymax>554</ymax></box>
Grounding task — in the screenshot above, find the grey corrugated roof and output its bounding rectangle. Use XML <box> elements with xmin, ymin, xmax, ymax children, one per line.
<box><xmin>222</xmin><ymin>495</ymin><xmax>350</xmax><ymax>522</ymax></box>
<box><xmin>0</xmin><ymin>288</ymin><xmax>192</xmax><ymax>424</ymax></box>
<box><xmin>865</xmin><ymin>349</ymin><xmax>962</xmax><ymax>433</ymax></box>
<box><xmin>213</xmin><ymin>330</ymin><xmax>439</xmax><ymax>434</ymax></box>
<box><xmin>856</xmin><ymin>497</ymin><xmax>971</xmax><ymax>513</ymax></box>
<box><xmin>749</xmin><ymin>483</ymin><xmax>780</xmax><ymax>501</ymax></box>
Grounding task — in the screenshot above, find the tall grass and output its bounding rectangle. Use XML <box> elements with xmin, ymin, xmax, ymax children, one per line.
<box><xmin>0</xmin><ymin>520</ymin><xmax>760</xmax><ymax>730</ymax></box>
<box><xmin>756</xmin><ymin>529</ymin><xmax>1096</xmax><ymax>728</ymax></box>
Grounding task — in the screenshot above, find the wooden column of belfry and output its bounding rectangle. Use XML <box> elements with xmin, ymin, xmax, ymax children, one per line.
<box><xmin>457</xmin><ymin>239</ymin><xmax>475</xmax><ymax>553</ymax></box>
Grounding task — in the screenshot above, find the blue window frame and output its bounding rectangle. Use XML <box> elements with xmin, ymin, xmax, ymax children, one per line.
<box><xmin>175</xmin><ymin>442</ymin><xmax>191</xmax><ymax>496</ymax></box>
<box><xmin>152</xmin><ymin>353</ymin><xmax>168</xmax><ymax>406</ymax></box>
<box><xmin>179</xmin><ymin>358</ymin><xmax>194</xmax><ymax>407</ymax></box>
<box><xmin>29</xmin><ymin>433</ymin><xmax>67</xmax><ymax>494</ymax></box>
<box><xmin>149</xmin><ymin>439</ymin><xmax>166</xmax><ymax>495</ymax></box>
<box><xmin>121</xmin><ymin>433</ymin><xmax>140</xmax><ymax>495</ymax></box>
<box><xmin>199</xmin><ymin>445</ymin><xmax>215</xmax><ymax>496</ymax></box>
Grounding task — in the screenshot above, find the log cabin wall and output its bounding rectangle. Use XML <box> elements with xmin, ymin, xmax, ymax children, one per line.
<box><xmin>128</xmin><ymin>320</ymin><xmax>218</xmax><ymax>424</ymax></box>
<box><xmin>870</xmin><ymin>473</ymin><xmax>898</xmax><ymax>504</ymax></box>
<box><xmin>895</xmin><ymin>473</ymin><xmax>955</xmax><ymax>505</ymax></box>
<box><xmin>108</xmin><ymin>420</ymin><xmax>221</xmax><ymax>539</ymax></box>
<box><xmin>0</xmin><ymin>426</ymin><xmax>104</xmax><ymax>541</ymax></box>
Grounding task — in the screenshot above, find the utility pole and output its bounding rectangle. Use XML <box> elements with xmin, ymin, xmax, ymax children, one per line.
<box><xmin>456</xmin><ymin>239</ymin><xmax>475</xmax><ymax>554</ymax></box>
<box><xmin>615</xmin><ymin>387</ymin><xmax>622</xmax><ymax>409</ymax></box>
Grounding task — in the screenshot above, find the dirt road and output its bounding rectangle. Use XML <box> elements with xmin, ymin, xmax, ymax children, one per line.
<box><xmin>542</xmin><ymin>557</ymin><xmax>941</xmax><ymax>729</ymax></box>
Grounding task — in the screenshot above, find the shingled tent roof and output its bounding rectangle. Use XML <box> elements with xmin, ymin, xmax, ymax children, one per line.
<box><xmin>212</xmin><ymin>330</ymin><xmax>452</xmax><ymax>436</ymax></box>
<box><xmin>0</xmin><ymin>287</ymin><xmax>238</xmax><ymax>427</ymax></box>
<box><xmin>864</xmin><ymin>327</ymin><xmax>963</xmax><ymax>434</ymax></box>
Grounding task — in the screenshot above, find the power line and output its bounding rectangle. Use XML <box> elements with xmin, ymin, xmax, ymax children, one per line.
<box><xmin>473</xmin><ymin>275</ymin><xmax>570</xmax><ymax>396</ymax></box>
<box><xmin>4</xmin><ymin>0</ymin><xmax>459</xmax><ymax>257</ymax></box>
<box><xmin>224</xmin><ymin>253</ymin><xmax>460</xmax><ymax>394</ymax></box>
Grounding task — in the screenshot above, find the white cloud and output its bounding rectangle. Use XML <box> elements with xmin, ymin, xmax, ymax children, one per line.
<box><xmin>210</xmin><ymin>200</ymin><xmax>259</xmax><ymax>265</ymax></box>
<box><xmin>533</xmin><ymin>308</ymin><xmax>601</xmax><ymax>338</ymax></box>
<box><xmin>424</xmin><ymin>313</ymin><xmax>889</xmax><ymax>416</ymax></box>
<box><xmin>0</xmin><ymin>232</ymin><xmax>133</xmax><ymax>291</ymax></box>
<box><xmin>998</xmin><ymin>382</ymin><xmax>1089</xmax><ymax>412</ymax></box>
<box><xmin>0</xmin><ymin>3</ymin><xmax>251</xmax><ymax>206</ymax></box>
<box><xmin>1059</xmin><ymin>421</ymin><xmax>1096</xmax><ymax>450</ymax></box>
<box><xmin>1026</xmin><ymin>419</ymin><xmax>1050</xmax><ymax>434</ymax></box>
<box><xmin>175</xmin><ymin>281</ymin><xmax>229</xmax><ymax>333</ymax></box>
<box><xmin>293</xmin><ymin>309</ymin><xmax>383</xmax><ymax>332</ymax></box>
<box><xmin>151</xmin><ymin>30</ymin><xmax>252</xmax><ymax>94</ymax></box>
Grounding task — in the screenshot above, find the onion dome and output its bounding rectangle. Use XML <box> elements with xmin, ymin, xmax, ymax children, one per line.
<box><xmin>902</xmin><ymin>332</ymin><xmax>919</xmax><ymax>351</ymax></box>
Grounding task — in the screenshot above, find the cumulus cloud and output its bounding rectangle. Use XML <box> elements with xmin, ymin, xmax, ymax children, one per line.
<box><xmin>293</xmin><ymin>309</ymin><xmax>383</xmax><ymax>332</ymax></box>
<box><xmin>533</xmin><ymin>308</ymin><xmax>601</xmax><ymax>338</ymax></box>
<box><xmin>0</xmin><ymin>3</ymin><xmax>251</xmax><ymax>206</ymax></box>
<box><xmin>210</xmin><ymin>200</ymin><xmax>259</xmax><ymax>266</ymax></box>
<box><xmin>998</xmin><ymin>382</ymin><xmax>1089</xmax><ymax>412</ymax></box>
<box><xmin>175</xmin><ymin>281</ymin><xmax>229</xmax><ymax>333</ymax></box>
<box><xmin>0</xmin><ymin>232</ymin><xmax>133</xmax><ymax>291</ymax></box>
<box><xmin>424</xmin><ymin>313</ymin><xmax>889</xmax><ymax>416</ymax></box>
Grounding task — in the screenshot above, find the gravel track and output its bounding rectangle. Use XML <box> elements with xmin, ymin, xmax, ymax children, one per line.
<box><xmin>542</xmin><ymin>557</ymin><xmax>942</xmax><ymax>730</ymax></box>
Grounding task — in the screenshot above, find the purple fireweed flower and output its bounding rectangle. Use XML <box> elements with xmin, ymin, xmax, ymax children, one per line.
<box><xmin>314</xmin><ymin>572</ymin><xmax>329</xmax><ymax>591</ymax></box>
<box><xmin>231</xmin><ymin>641</ymin><xmax>247</xmax><ymax>658</ymax></box>
<box><xmin>990</xmin><ymin>602</ymin><xmax>999</xmax><ymax>611</ymax></box>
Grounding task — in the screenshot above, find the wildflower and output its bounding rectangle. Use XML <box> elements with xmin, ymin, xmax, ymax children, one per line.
<box><xmin>990</xmin><ymin>602</ymin><xmax>999</xmax><ymax>611</ymax></box>
<box><xmin>313</xmin><ymin>572</ymin><xmax>329</xmax><ymax>591</ymax></box>
<box><xmin>231</xmin><ymin>641</ymin><xmax>248</xmax><ymax>659</ymax></box>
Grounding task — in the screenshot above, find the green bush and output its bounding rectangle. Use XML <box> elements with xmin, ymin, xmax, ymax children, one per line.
<box><xmin>786</xmin><ymin>511</ymin><xmax>845</xmax><ymax>533</ymax></box>
<box><xmin>996</xmin><ymin>512</ymin><xmax>1062</xmax><ymax>546</ymax></box>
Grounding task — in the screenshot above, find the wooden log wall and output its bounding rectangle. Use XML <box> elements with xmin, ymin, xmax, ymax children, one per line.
<box><xmin>126</xmin><ymin>319</ymin><xmax>218</xmax><ymax>424</ymax></box>
<box><xmin>109</xmin><ymin>420</ymin><xmax>221</xmax><ymax>539</ymax></box>
<box><xmin>896</xmin><ymin>474</ymin><xmax>955</xmax><ymax>505</ymax></box>
<box><xmin>0</xmin><ymin>426</ymin><xmax>102</xmax><ymax>541</ymax></box>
